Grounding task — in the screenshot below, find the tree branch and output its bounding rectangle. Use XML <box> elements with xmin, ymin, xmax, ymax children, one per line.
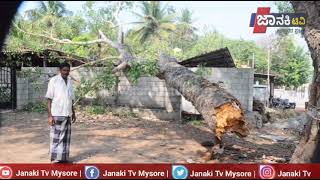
<box><xmin>14</xmin><ymin>6</ymin><xmax>135</xmax><ymax>74</ymax></box>
<box><xmin>71</xmin><ymin>56</ymin><xmax>120</xmax><ymax>72</ymax></box>
<box><xmin>98</xmin><ymin>30</ymin><xmax>118</xmax><ymax>49</ymax></box>
<box><xmin>14</xmin><ymin>23</ymin><xmax>113</xmax><ymax>46</ymax></box>
<box><xmin>112</xmin><ymin>61</ymin><xmax>128</xmax><ymax>73</ymax></box>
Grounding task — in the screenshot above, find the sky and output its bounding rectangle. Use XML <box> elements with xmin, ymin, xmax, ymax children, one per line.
<box><xmin>18</xmin><ymin>1</ymin><xmax>308</xmax><ymax>49</ymax></box>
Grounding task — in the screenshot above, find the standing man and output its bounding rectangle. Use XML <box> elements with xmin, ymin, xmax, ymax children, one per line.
<box><xmin>45</xmin><ymin>62</ymin><xmax>76</xmax><ymax>163</ymax></box>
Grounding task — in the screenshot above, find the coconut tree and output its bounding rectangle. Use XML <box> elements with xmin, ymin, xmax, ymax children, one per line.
<box><xmin>25</xmin><ymin>1</ymin><xmax>72</xmax><ymax>21</ymax></box>
<box><xmin>131</xmin><ymin>1</ymin><xmax>176</xmax><ymax>43</ymax></box>
<box><xmin>174</xmin><ymin>8</ymin><xmax>198</xmax><ymax>50</ymax></box>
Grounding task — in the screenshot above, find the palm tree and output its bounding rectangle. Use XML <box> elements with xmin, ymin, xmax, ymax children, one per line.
<box><xmin>25</xmin><ymin>1</ymin><xmax>72</xmax><ymax>21</ymax></box>
<box><xmin>179</xmin><ymin>8</ymin><xmax>193</xmax><ymax>24</ymax></box>
<box><xmin>177</xmin><ymin>8</ymin><xmax>197</xmax><ymax>39</ymax></box>
<box><xmin>171</xmin><ymin>8</ymin><xmax>197</xmax><ymax>50</ymax></box>
<box><xmin>131</xmin><ymin>1</ymin><xmax>176</xmax><ymax>44</ymax></box>
<box><xmin>38</xmin><ymin>1</ymin><xmax>72</xmax><ymax>17</ymax></box>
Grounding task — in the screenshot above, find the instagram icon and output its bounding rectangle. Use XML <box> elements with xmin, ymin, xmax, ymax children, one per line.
<box><xmin>259</xmin><ymin>165</ymin><xmax>276</xmax><ymax>179</ymax></box>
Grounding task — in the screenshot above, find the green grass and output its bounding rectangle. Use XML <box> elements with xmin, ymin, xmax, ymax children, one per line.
<box><xmin>84</xmin><ymin>105</ymin><xmax>106</xmax><ymax>115</ymax></box>
<box><xmin>22</xmin><ymin>101</ymin><xmax>47</xmax><ymax>113</ymax></box>
<box><xmin>112</xmin><ymin>106</ymin><xmax>138</xmax><ymax>118</ymax></box>
<box><xmin>190</xmin><ymin>120</ymin><xmax>206</xmax><ymax>127</ymax></box>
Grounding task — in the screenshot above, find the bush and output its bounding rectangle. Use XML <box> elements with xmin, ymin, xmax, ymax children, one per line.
<box><xmin>84</xmin><ymin>105</ymin><xmax>106</xmax><ymax>115</ymax></box>
<box><xmin>23</xmin><ymin>101</ymin><xmax>47</xmax><ymax>113</ymax></box>
<box><xmin>112</xmin><ymin>106</ymin><xmax>138</xmax><ymax>118</ymax></box>
<box><xmin>0</xmin><ymin>87</ymin><xmax>11</xmax><ymax>102</ymax></box>
<box><xmin>190</xmin><ymin>120</ymin><xmax>205</xmax><ymax>127</ymax></box>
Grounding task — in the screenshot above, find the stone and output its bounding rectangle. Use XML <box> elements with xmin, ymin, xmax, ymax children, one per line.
<box><xmin>240</xmin><ymin>153</ymin><xmax>248</xmax><ymax>158</ymax></box>
<box><xmin>186</xmin><ymin>159</ymin><xmax>195</xmax><ymax>163</ymax></box>
<box><xmin>258</xmin><ymin>134</ymin><xmax>287</xmax><ymax>142</ymax></box>
<box><xmin>245</xmin><ymin>111</ymin><xmax>263</xmax><ymax>129</ymax></box>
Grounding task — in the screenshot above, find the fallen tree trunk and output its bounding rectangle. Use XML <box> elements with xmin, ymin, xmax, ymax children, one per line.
<box><xmin>158</xmin><ymin>53</ymin><xmax>249</xmax><ymax>157</ymax></box>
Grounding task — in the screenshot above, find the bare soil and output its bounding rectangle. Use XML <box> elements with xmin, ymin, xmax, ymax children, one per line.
<box><xmin>0</xmin><ymin>110</ymin><xmax>300</xmax><ymax>163</ymax></box>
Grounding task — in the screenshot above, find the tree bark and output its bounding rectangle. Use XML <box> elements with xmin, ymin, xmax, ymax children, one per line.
<box><xmin>158</xmin><ymin>53</ymin><xmax>249</xmax><ymax>157</ymax></box>
<box><xmin>290</xmin><ymin>1</ymin><xmax>320</xmax><ymax>163</ymax></box>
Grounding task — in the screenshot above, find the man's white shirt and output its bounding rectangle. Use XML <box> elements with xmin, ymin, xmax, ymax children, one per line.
<box><xmin>45</xmin><ymin>74</ymin><xmax>75</xmax><ymax>117</ymax></box>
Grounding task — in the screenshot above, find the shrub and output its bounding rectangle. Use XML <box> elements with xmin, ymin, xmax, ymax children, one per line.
<box><xmin>23</xmin><ymin>101</ymin><xmax>47</xmax><ymax>113</ymax></box>
<box><xmin>84</xmin><ymin>105</ymin><xmax>106</xmax><ymax>115</ymax></box>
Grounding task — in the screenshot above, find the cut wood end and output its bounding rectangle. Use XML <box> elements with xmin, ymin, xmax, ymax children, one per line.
<box><xmin>214</xmin><ymin>101</ymin><xmax>249</xmax><ymax>139</ymax></box>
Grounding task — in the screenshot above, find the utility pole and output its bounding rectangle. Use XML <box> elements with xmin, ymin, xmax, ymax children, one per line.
<box><xmin>252</xmin><ymin>52</ymin><xmax>255</xmax><ymax>69</ymax></box>
<box><xmin>267</xmin><ymin>47</ymin><xmax>271</xmax><ymax>107</ymax></box>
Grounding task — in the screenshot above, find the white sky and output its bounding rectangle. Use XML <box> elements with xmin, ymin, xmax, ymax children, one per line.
<box><xmin>18</xmin><ymin>1</ymin><xmax>308</xmax><ymax>50</ymax></box>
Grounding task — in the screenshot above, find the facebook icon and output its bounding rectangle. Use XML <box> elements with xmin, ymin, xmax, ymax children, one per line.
<box><xmin>85</xmin><ymin>166</ymin><xmax>100</xmax><ymax>179</ymax></box>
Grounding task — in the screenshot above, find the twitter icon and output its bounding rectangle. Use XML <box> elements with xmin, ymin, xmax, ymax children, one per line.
<box><xmin>172</xmin><ymin>165</ymin><xmax>189</xmax><ymax>179</ymax></box>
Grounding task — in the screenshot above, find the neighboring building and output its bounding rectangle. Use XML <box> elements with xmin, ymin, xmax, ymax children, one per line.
<box><xmin>253</xmin><ymin>73</ymin><xmax>276</xmax><ymax>105</ymax></box>
<box><xmin>180</xmin><ymin>48</ymin><xmax>254</xmax><ymax>113</ymax></box>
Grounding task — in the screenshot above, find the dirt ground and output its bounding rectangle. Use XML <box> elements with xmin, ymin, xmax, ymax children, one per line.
<box><xmin>0</xmin><ymin>110</ymin><xmax>300</xmax><ymax>163</ymax></box>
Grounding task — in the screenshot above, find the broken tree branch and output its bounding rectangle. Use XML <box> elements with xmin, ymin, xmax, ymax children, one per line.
<box><xmin>98</xmin><ymin>30</ymin><xmax>118</xmax><ymax>49</ymax></box>
<box><xmin>71</xmin><ymin>56</ymin><xmax>120</xmax><ymax>72</ymax></box>
<box><xmin>14</xmin><ymin>23</ymin><xmax>115</xmax><ymax>46</ymax></box>
<box><xmin>112</xmin><ymin>61</ymin><xmax>128</xmax><ymax>73</ymax></box>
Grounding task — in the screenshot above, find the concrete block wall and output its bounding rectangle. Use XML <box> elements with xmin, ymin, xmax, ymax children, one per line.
<box><xmin>117</xmin><ymin>75</ymin><xmax>180</xmax><ymax>110</ymax></box>
<box><xmin>181</xmin><ymin>68</ymin><xmax>254</xmax><ymax>113</ymax></box>
<box><xmin>16</xmin><ymin>67</ymin><xmax>58</xmax><ymax>109</ymax></box>
<box><xmin>16</xmin><ymin>77</ymin><xmax>29</xmax><ymax>109</ymax></box>
<box><xmin>116</xmin><ymin>75</ymin><xmax>181</xmax><ymax>121</ymax></box>
<box><xmin>71</xmin><ymin>69</ymin><xmax>182</xmax><ymax>120</ymax></box>
<box><xmin>15</xmin><ymin>67</ymin><xmax>253</xmax><ymax>120</ymax></box>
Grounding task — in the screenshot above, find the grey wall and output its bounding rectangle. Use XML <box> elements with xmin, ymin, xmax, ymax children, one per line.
<box><xmin>71</xmin><ymin>68</ymin><xmax>181</xmax><ymax>120</ymax></box>
<box><xmin>181</xmin><ymin>68</ymin><xmax>254</xmax><ymax>113</ymax></box>
<box><xmin>15</xmin><ymin>67</ymin><xmax>253</xmax><ymax>120</ymax></box>
<box><xmin>16</xmin><ymin>67</ymin><xmax>58</xmax><ymax>109</ymax></box>
<box><xmin>253</xmin><ymin>85</ymin><xmax>268</xmax><ymax>106</ymax></box>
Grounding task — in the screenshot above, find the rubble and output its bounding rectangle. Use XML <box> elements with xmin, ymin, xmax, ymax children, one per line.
<box><xmin>257</xmin><ymin>134</ymin><xmax>287</xmax><ymax>142</ymax></box>
<box><xmin>265</xmin><ymin>108</ymin><xmax>298</xmax><ymax>123</ymax></box>
<box><xmin>245</xmin><ymin>111</ymin><xmax>263</xmax><ymax>129</ymax></box>
<box><xmin>265</xmin><ymin>113</ymin><xmax>308</xmax><ymax>135</ymax></box>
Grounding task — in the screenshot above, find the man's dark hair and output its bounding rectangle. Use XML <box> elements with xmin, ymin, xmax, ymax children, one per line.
<box><xmin>59</xmin><ymin>61</ymin><xmax>71</xmax><ymax>70</ymax></box>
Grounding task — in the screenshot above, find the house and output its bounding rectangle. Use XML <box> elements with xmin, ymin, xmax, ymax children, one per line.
<box><xmin>179</xmin><ymin>48</ymin><xmax>254</xmax><ymax>113</ymax></box>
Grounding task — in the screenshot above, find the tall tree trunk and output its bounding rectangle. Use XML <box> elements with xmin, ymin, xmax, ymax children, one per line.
<box><xmin>158</xmin><ymin>53</ymin><xmax>249</xmax><ymax>158</ymax></box>
<box><xmin>290</xmin><ymin>1</ymin><xmax>320</xmax><ymax>163</ymax></box>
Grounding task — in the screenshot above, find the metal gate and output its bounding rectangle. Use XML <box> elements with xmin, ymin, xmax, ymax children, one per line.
<box><xmin>0</xmin><ymin>67</ymin><xmax>16</xmax><ymax>109</ymax></box>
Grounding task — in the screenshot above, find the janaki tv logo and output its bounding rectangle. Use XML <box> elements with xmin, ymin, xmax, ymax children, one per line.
<box><xmin>259</xmin><ymin>165</ymin><xmax>276</xmax><ymax>179</ymax></box>
<box><xmin>0</xmin><ymin>166</ymin><xmax>13</xmax><ymax>179</ymax></box>
<box><xmin>249</xmin><ymin>7</ymin><xmax>306</xmax><ymax>33</ymax></box>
